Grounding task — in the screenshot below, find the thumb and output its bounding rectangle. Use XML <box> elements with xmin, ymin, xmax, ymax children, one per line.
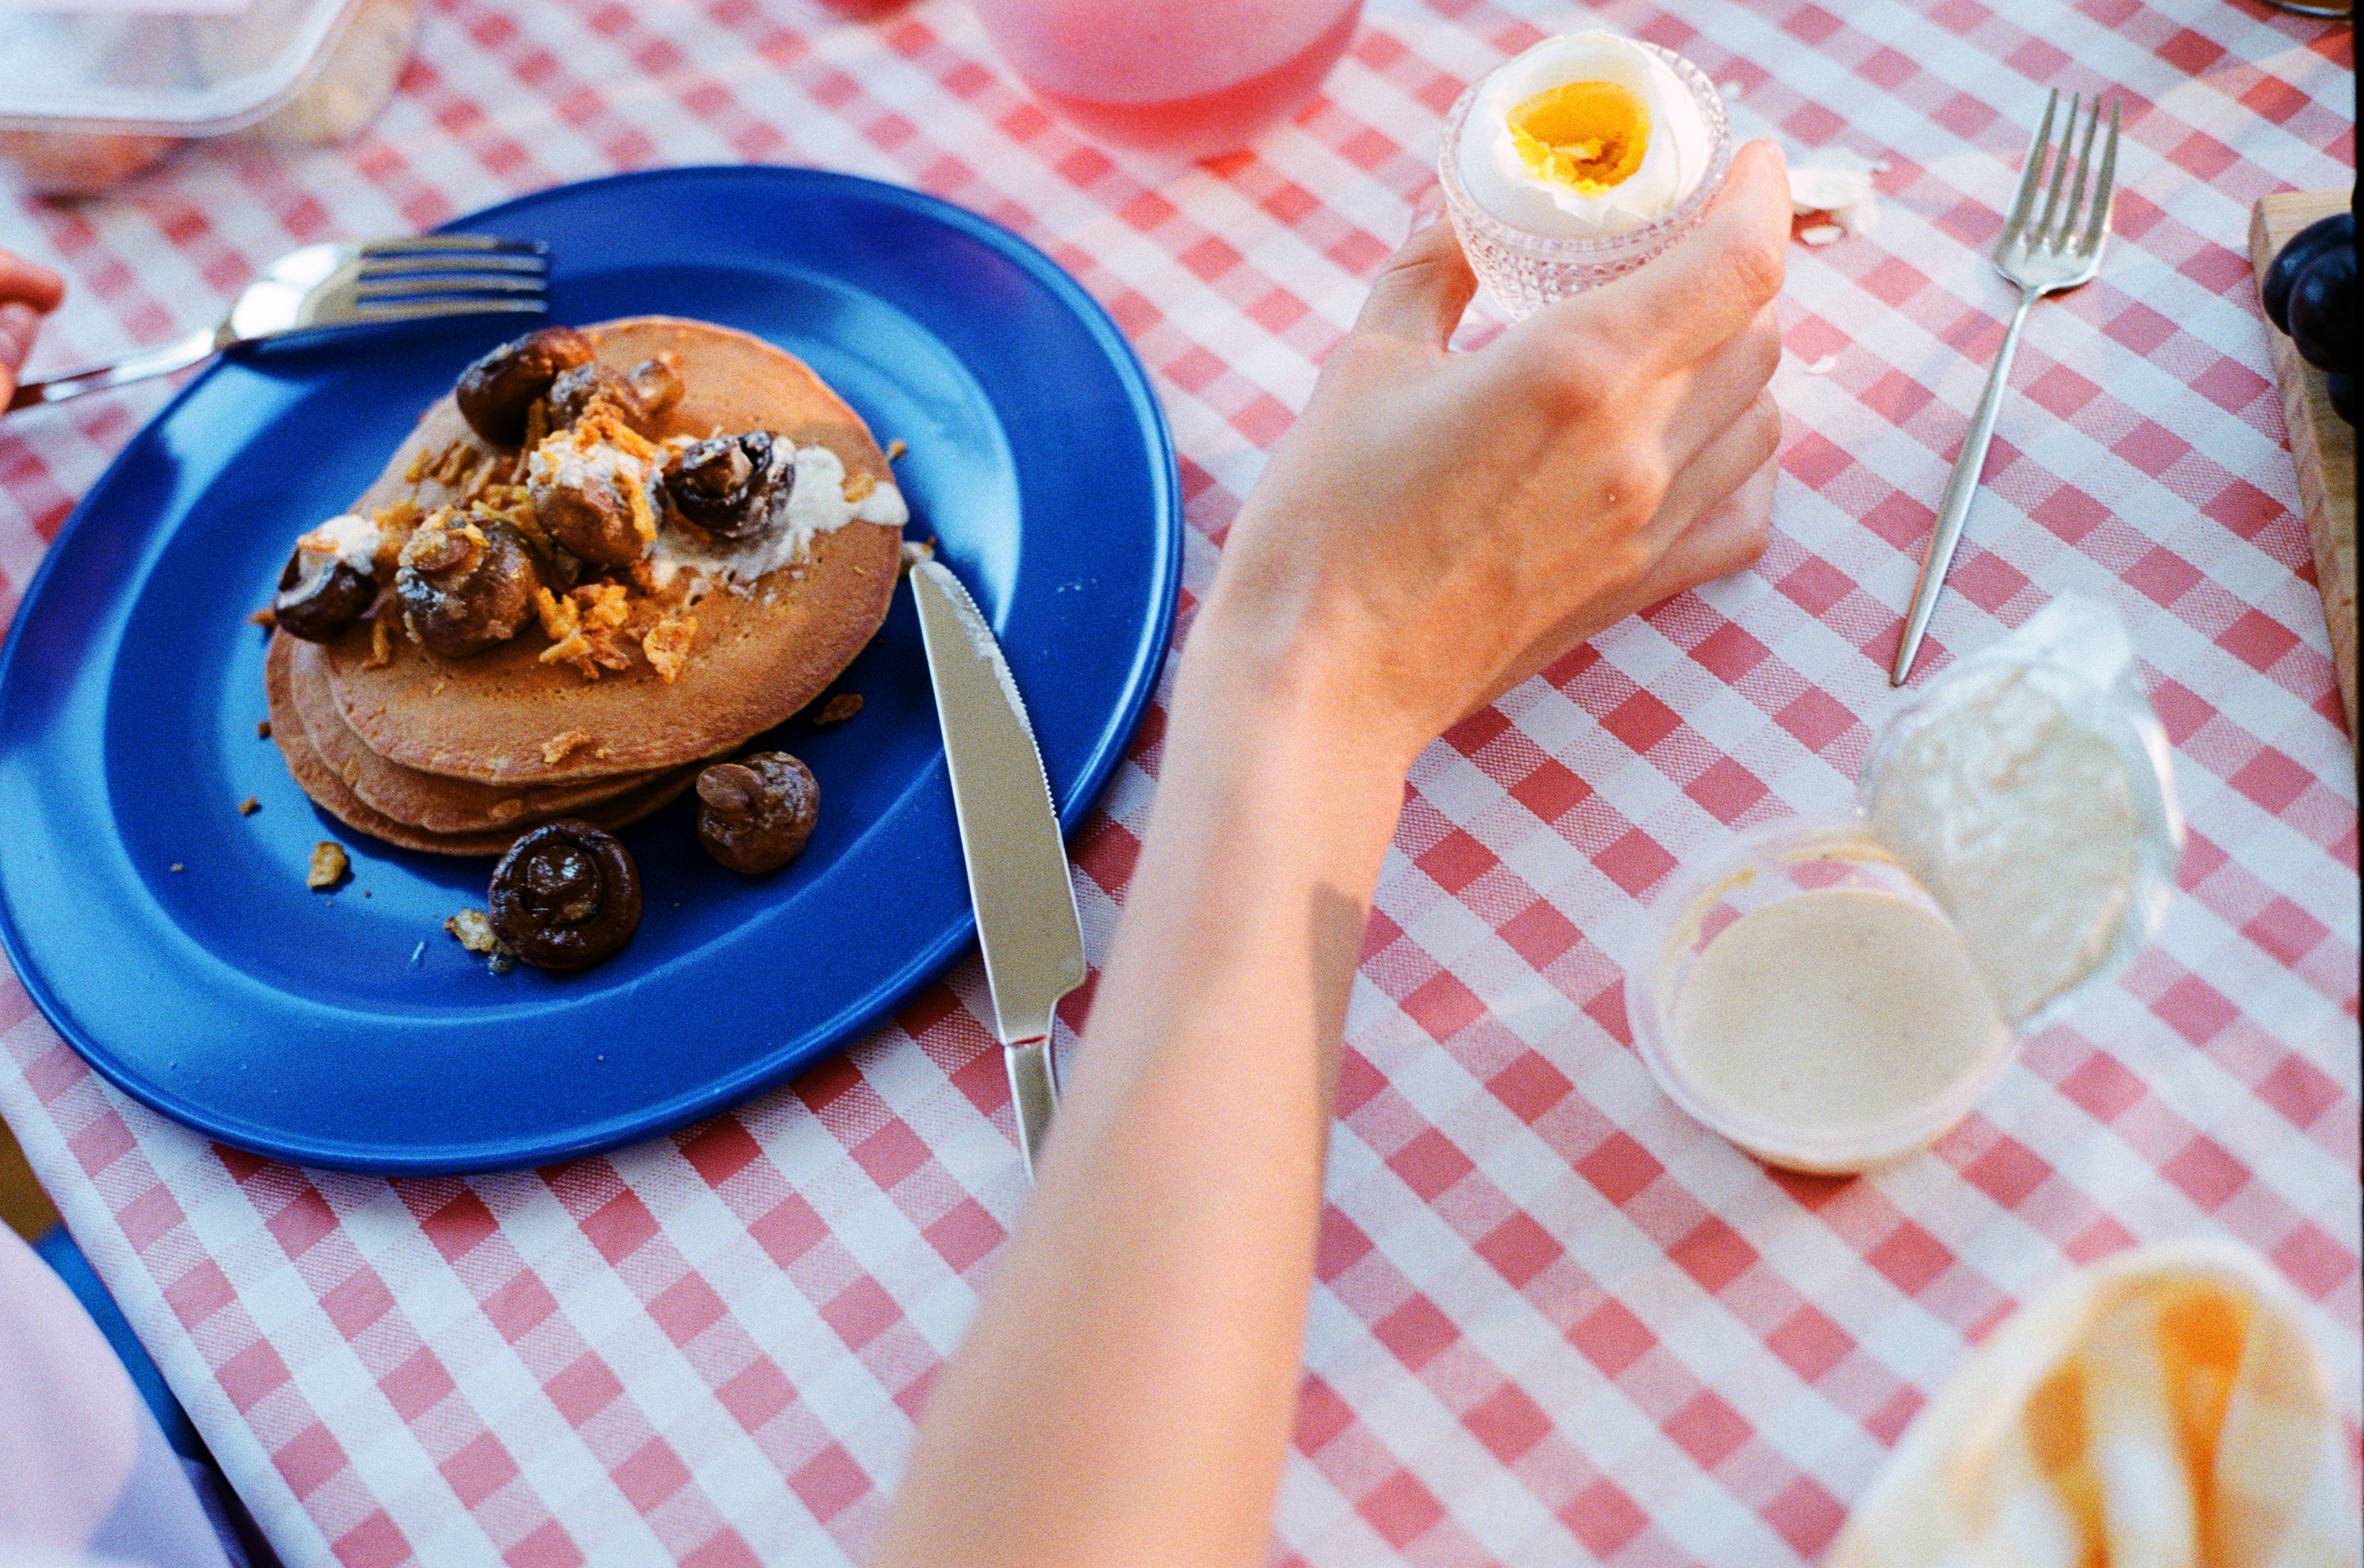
<box><xmin>1351</xmin><ymin>192</ymin><xmax>1478</xmax><ymax>349</ymax></box>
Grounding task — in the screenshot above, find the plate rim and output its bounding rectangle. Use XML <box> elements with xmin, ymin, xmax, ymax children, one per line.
<box><xmin>0</xmin><ymin>164</ymin><xmax>1181</xmax><ymax>1174</ymax></box>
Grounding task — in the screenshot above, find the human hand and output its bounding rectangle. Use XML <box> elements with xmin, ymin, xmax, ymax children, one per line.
<box><xmin>1204</xmin><ymin>140</ymin><xmax>1791</xmax><ymax>768</ymax></box>
<box><xmin>0</xmin><ymin>251</ymin><xmax>65</xmax><ymax>407</ymax></box>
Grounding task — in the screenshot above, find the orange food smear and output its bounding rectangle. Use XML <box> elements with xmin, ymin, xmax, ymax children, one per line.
<box><xmin>1508</xmin><ymin>80</ymin><xmax>1650</xmax><ymax>193</ymax></box>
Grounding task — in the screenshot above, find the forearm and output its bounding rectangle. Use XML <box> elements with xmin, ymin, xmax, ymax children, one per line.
<box><xmin>866</xmin><ymin>577</ymin><xmax>1409</xmax><ymax>1568</ymax></box>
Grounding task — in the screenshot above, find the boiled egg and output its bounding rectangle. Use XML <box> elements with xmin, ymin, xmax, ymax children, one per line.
<box><xmin>1457</xmin><ymin>32</ymin><xmax>1711</xmax><ymax>238</ymax></box>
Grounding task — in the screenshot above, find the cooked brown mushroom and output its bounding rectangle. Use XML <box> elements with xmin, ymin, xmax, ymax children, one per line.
<box><xmin>628</xmin><ymin>355</ymin><xmax>684</xmax><ymax>420</ymax></box>
<box><xmin>487</xmin><ymin>820</ymin><xmax>642</xmax><ymax>970</ymax></box>
<box><xmin>272</xmin><ymin>545</ymin><xmax>376</xmax><ymax>643</ymax></box>
<box><xmin>537</xmin><ymin>354</ymin><xmax>680</xmax><ymax>435</ymax></box>
<box><xmin>546</xmin><ymin>361</ymin><xmax>642</xmax><ymax>432</ymax></box>
<box><xmin>395</xmin><ymin>510</ymin><xmax>539</xmax><ymax>657</ymax></box>
<box><xmin>529</xmin><ymin>461</ymin><xmax>650</xmax><ymax>568</ymax></box>
<box><xmin>696</xmin><ymin>752</ymin><xmax>819</xmax><ymax>873</ymax></box>
<box><xmin>454</xmin><ymin>326</ymin><xmax>595</xmax><ymax>448</ymax></box>
<box><xmin>663</xmin><ymin>432</ymin><xmax>790</xmax><ymax>542</ymax></box>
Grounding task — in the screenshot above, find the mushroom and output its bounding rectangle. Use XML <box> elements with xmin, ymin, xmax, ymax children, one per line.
<box><xmin>696</xmin><ymin>752</ymin><xmax>819</xmax><ymax>873</ymax></box>
<box><xmin>395</xmin><ymin>510</ymin><xmax>540</xmax><ymax>657</ymax></box>
<box><xmin>487</xmin><ymin>819</ymin><xmax>643</xmax><ymax>970</ymax></box>
<box><xmin>546</xmin><ymin>353</ymin><xmax>683</xmax><ymax>436</ymax></box>
<box><xmin>272</xmin><ymin>545</ymin><xmax>376</xmax><ymax>643</ymax></box>
<box><xmin>454</xmin><ymin>326</ymin><xmax>595</xmax><ymax>448</ymax></box>
<box><xmin>662</xmin><ymin>432</ymin><xmax>790</xmax><ymax>542</ymax></box>
<box><xmin>628</xmin><ymin>355</ymin><xmax>685</xmax><ymax>421</ymax></box>
<box><xmin>529</xmin><ymin>462</ymin><xmax>650</xmax><ymax>568</ymax></box>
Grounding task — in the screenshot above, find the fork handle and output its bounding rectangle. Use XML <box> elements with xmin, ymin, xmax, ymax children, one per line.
<box><xmin>1892</xmin><ymin>286</ymin><xmax>2038</xmax><ymax>685</ymax></box>
<box><xmin>7</xmin><ymin>326</ymin><xmax>225</xmax><ymax>413</ymax></box>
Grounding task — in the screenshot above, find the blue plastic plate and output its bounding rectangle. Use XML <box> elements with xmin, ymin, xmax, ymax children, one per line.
<box><xmin>0</xmin><ymin>167</ymin><xmax>1179</xmax><ymax>1175</ymax></box>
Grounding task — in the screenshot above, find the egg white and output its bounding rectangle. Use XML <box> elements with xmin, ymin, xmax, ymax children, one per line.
<box><xmin>1457</xmin><ymin>32</ymin><xmax>1710</xmax><ymax>238</ymax></box>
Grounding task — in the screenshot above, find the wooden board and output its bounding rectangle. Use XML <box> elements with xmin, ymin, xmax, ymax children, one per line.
<box><xmin>2248</xmin><ymin>189</ymin><xmax>2356</xmax><ymax>743</ymax></box>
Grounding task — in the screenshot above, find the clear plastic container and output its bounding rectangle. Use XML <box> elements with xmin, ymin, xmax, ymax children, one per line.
<box><xmin>0</xmin><ymin>0</ymin><xmax>419</xmax><ymax>196</ymax></box>
<box><xmin>1624</xmin><ymin>598</ymin><xmax>2185</xmax><ymax>1175</ymax></box>
<box><xmin>1628</xmin><ymin>817</ymin><xmax>2018</xmax><ymax>1175</ymax></box>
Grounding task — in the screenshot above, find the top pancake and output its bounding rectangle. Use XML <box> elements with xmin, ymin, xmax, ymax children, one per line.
<box><xmin>318</xmin><ymin>316</ymin><xmax>901</xmax><ymax>785</ymax></box>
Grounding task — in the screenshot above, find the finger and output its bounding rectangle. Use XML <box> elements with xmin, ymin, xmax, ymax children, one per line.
<box><xmin>0</xmin><ymin>253</ymin><xmax>65</xmax><ymax>315</ymax></box>
<box><xmin>1573</xmin><ymin>139</ymin><xmax>1791</xmax><ymax>373</ymax></box>
<box><xmin>1636</xmin><ymin>456</ymin><xmax>1777</xmax><ymax>606</ymax></box>
<box><xmin>1633</xmin><ymin>395</ymin><xmax>1782</xmax><ymax>590</ymax></box>
<box><xmin>1657</xmin><ymin>301</ymin><xmax>1782</xmax><ymax>476</ymax></box>
<box><xmin>1351</xmin><ymin>203</ymin><xmax>1479</xmax><ymax>350</ymax></box>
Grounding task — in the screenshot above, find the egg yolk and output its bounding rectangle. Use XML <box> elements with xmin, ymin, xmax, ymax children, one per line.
<box><xmin>1507</xmin><ymin>80</ymin><xmax>1650</xmax><ymax>194</ymax></box>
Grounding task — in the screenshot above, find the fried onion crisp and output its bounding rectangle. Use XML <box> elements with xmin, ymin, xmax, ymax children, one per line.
<box><xmin>533</xmin><ymin>585</ymin><xmax>579</xmax><ymax>641</ymax></box>
<box><xmin>541</xmin><ymin>729</ymin><xmax>593</xmax><ymax>765</ymax></box>
<box><xmin>641</xmin><ymin>614</ymin><xmax>698</xmax><ymax>683</ymax></box>
<box><xmin>307</xmin><ymin>842</ymin><xmax>350</xmax><ymax>890</ymax></box>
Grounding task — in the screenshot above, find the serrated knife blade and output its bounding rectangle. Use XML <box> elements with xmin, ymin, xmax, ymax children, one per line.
<box><xmin>909</xmin><ymin>558</ymin><xmax>1085</xmax><ymax>1178</ymax></box>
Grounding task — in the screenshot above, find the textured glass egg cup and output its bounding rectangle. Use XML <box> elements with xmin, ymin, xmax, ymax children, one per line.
<box><xmin>1438</xmin><ymin>42</ymin><xmax>1732</xmax><ymax>320</ymax></box>
<box><xmin>1624</xmin><ymin>814</ymin><xmax>2017</xmax><ymax>1176</ymax></box>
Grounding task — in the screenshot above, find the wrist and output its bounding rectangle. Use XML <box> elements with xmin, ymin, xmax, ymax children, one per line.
<box><xmin>1186</xmin><ymin>534</ymin><xmax>1429</xmax><ymax>785</ymax></box>
<box><xmin>1179</xmin><ymin>582</ymin><xmax>1422</xmax><ymax>792</ymax></box>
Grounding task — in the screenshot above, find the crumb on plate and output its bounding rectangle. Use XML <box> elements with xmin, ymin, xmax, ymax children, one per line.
<box><xmin>444</xmin><ymin>909</ymin><xmax>499</xmax><ymax>953</ymax></box>
<box><xmin>307</xmin><ymin>842</ymin><xmax>350</xmax><ymax>890</ymax></box>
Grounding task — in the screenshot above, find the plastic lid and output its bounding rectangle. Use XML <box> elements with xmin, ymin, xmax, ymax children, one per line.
<box><xmin>1857</xmin><ymin>597</ymin><xmax>2185</xmax><ymax>1027</ymax></box>
<box><xmin>0</xmin><ymin>0</ymin><xmax>368</xmax><ymax>134</ymax></box>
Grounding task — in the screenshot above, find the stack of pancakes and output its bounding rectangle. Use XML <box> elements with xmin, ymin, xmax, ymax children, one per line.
<box><xmin>262</xmin><ymin>316</ymin><xmax>903</xmax><ymax>856</ymax></box>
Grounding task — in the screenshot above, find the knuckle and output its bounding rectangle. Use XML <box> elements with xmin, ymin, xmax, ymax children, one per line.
<box><xmin>1718</xmin><ymin>231</ymin><xmax>1787</xmax><ymax>311</ymax></box>
<box><xmin>1531</xmin><ymin>334</ymin><xmax>1622</xmax><ymax>419</ymax></box>
<box><xmin>1596</xmin><ymin>449</ymin><xmax>1667</xmax><ymax>528</ymax></box>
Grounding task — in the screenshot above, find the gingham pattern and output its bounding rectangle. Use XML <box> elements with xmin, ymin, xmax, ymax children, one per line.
<box><xmin>0</xmin><ymin>2</ymin><xmax>2354</xmax><ymax>1564</ymax></box>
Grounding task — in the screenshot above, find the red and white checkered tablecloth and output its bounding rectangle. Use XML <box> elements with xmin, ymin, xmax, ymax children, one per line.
<box><xmin>1</xmin><ymin>1</ymin><xmax>2354</xmax><ymax>1564</ymax></box>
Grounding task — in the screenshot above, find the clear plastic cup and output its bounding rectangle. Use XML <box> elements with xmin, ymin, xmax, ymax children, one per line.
<box><xmin>1625</xmin><ymin>814</ymin><xmax>2017</xmax><ymax>1176</ymax></box>
<box><xmin>1437</xmin><ymin>41</ymin><xmax>1730</xmax><ymax>319</ymax></box>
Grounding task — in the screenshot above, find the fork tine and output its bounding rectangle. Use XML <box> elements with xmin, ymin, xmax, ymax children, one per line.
<box><xmin>361</xmin><ymin>234</ymin><xmax>547</xmax><ymax>257</ymax></box>
<box><xmin>2079</xmin><ymin>97</ymin><xmax>2121</xmax><ymax>252</ymax></box>
<box><xmin>340</xmin><ymin>299</ymin><xmax>550</xmax><ymax>324</ymax></box>
<box><xmin>2032</xmin><ymin>92</ymin><xmax>2080</xmax><ymax>247</ymax></box>
<box><xmin>355</xmin><ymin>274</ymin><xmax>548</xmax><ymax>301</ymax></box>
<box><xmin>2057</xmin><ymin>96</ymin><xmax>2101</xmax><ymax>251</ymax></box>
<box><xmin>1999</xmin><ymin>88</ymin><xmax>2059</xmax><ymax>248</ymax></box>
<box><xmin>361</xmin><ymin>251</ymin><xmax>547</xmax><ymax>278</ymax></box>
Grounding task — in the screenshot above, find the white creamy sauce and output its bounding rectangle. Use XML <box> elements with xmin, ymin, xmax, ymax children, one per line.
<box><xmin>529</xmin><ymin>430</ymin><xmax>653</xmax><ymax>498</ymax></box>
<box><xmin>1670</xmin><ymin>887</ymin><xmax>2006</xmax><ymax>1132</ymax></box>
<box><xmin>650</xmin><ymin>442</ymin><xmax>906</xmax><ymax>591</ymax></box>
<box><xmin>1866</xmin><ymin>667</ymin><xmax>2137</xmax><ymax>1022</ymax></box>
<box><xmin>296</xmin><ymin>512</ymin><xmax>380</xmax><ymax>569</ymax></box>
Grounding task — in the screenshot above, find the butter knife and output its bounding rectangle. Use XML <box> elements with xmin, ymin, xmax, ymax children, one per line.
<box><xmin>909</xmin><ymin>558</ymin><xmax>1085</xmax><ymax>1177</ymax></box>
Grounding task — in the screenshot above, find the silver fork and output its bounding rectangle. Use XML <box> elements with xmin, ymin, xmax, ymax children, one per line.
<box><xmin>1892</xmin><ymin>90</ymin><xmax>2121</xmax><ymax>684</ymax></box>
<box><xmin>8</xmin><ymin>235</ymin><xmax>549</xmax><ymax>414</ymax></box>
